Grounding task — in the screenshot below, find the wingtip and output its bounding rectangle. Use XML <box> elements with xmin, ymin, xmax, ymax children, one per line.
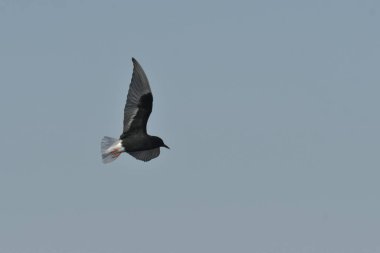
<box><xmin>132</xmin><ymin>57</ymin><xmax>137</xmax><ymax>63</ymax></box>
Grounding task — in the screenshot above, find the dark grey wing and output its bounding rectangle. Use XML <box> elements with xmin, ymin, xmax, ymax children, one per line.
<box><xmin>128</xmin><ymin>148</ymin><xmax>160</xmax><ymax>162</ymax></box>
<box><xmin>122</xmin><ymin>58</ymin><xmax>153</xmax><ymax>135</ymax></box>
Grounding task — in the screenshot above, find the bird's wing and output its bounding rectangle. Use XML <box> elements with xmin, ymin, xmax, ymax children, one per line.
<box><xmin>122</xmin><ymin>58</ymin><xmax>153</xmax><ymax>135</ymax></box>
<box><xmin>128</xmin><ymin>148</ymin><xmax>160</xmax><ymax>162</ymax></box>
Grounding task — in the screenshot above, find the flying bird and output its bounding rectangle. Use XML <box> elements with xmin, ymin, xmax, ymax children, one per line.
<box><xmin>101</xmin><ymin>58</ymin><xmax>169</xmax><ymax>163</ymax></box>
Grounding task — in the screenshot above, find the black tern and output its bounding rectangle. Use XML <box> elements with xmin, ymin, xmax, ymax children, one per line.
<box><xmin>101</xmin><ymin>58</ymin><xmax>169</xmax><ymax>163</ymax></box>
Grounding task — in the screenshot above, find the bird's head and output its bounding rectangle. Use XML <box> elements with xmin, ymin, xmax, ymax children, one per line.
<box><xmin>153</xmin><ymin>136</ymin><xmax>169</xmax><ymax>149</ymax></box>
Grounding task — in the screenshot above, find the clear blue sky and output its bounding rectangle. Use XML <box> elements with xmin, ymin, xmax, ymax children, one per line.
<box><xmin>1</xmin><ymin>0</ymin><xmax>380</xmax><ymax>252</ymax></box>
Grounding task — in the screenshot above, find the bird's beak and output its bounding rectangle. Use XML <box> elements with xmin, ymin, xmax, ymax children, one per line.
<box><xmin>163</xmin><ymin>144</ymin><xmax>170</xmax><ymax>149</ymax></box>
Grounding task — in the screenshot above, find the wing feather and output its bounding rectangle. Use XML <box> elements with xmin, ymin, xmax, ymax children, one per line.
<box><xmin>128</xmin><ymin>148</ymin><xmax>160</xmax><ymax>162</ymax></box>
<box><xmin>123</xmin><ymin>58</ymin><xmax>153</xmax><ymax>134</ymax></box>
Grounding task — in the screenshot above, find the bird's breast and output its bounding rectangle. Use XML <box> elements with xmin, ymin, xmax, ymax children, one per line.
<box><xmin>121</xmin><ymin>136</ymin><xmax>157</xmax><ymax>152</ymax></box>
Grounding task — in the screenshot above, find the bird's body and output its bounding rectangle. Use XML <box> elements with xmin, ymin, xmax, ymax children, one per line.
<box><xmin>121</xmin><ymin>135</ymin><xmax>164</xmax><ymax>152</ymax></box>
<box><xmin>101</xmin><ymin>58</ymin><xmax>169</xmax><ymax>163</ymax></box>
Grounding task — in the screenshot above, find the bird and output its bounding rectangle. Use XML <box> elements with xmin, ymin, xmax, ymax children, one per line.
<box><xmin>101</xmin><ymin>58</ymin><xmax>169</xmax><ymax>163</ymax></box>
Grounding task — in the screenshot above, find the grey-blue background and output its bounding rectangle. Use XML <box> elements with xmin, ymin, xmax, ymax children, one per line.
<box><xmin>1</xmin><ymin>0</ymin><xmax>379</xmax><ymax>252</ymax></box>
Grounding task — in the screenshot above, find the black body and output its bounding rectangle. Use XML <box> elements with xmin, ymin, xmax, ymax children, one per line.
<box><xmin>120</xmin><ymin>135</ymin><xmax>166</xmax><ymax>152</ymax></box>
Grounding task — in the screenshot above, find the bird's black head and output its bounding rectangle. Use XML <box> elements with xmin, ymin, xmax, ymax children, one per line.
<box><xmin>152</xmin><ymin>136</ymin><xmax>169</xmax><ymax>149</ymax></box>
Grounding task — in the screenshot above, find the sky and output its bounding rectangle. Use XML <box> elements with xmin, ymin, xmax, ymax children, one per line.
<box><xmin>0</xmin><ymin>0</ymin><xmax>380</xmax><ymax>252</ymax></box>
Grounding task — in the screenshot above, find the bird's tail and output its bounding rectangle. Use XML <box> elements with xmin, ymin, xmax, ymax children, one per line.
<box><xmin>101</xmin><ymin>136</ymin><xmax>123</xmax><ymax>164</ymax></box>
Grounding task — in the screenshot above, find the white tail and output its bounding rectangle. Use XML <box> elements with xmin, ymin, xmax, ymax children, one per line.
<box><xmin>101</xmin><ymin>136</ymin><xmax>123</xmax><ymax>164</ymax></box>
